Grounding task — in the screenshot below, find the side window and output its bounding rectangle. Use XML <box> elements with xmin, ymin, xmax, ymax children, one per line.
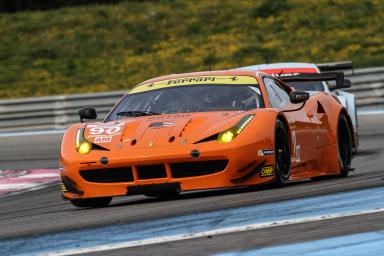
<box><xmin>272</xmin><ymin>80</ymin><xmax>290</xmax><ymax>107</ymax></box>
<box><xmin>263</xmin><ymin>77</ymin><xmax>290</xmax><ymax>109</ymax></box>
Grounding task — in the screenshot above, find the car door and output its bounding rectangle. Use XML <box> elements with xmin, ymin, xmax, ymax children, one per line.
<box><xmin>263</xmin><ymin>76</ymin><xmax>317</xmax><ymax>167</ymax></box>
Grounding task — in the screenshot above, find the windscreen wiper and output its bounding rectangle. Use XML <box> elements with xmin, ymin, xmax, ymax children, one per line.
<box><xmin>117</xmin><ymin>111</ymin><xmax>160</xmax><ymax>117</ymax></box>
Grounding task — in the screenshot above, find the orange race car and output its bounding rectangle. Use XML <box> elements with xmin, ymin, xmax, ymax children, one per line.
<box><xmin>60</xmin><ymin>70</ymin><xmax>354</xmax><ymax>207</ymax></box>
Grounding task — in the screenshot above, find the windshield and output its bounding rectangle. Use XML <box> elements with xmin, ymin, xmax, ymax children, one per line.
<box><xmin>106</xmin><ymin>84</ymin><xmax>264</xmax><ymax>121</ymax></box>
<box><xmin>286</xmin><ymin>81</ymin><xmax>325</xmax><ymax>92</ymax></box>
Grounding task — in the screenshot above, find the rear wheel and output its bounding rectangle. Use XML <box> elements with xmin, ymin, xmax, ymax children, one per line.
<box><xmin>70</xmin><ymin>197</ymin><xmax>112</xmax><ymax>208</ymax></box>
<box><xmin>271</xmin><ymin>119</ymin><xmax>291</xmax><ymax>187</ymax></box>
<box><xmin>337</xmin><ymin>113</ymin><xmax>352</xmax><ymax>177</ymax></box>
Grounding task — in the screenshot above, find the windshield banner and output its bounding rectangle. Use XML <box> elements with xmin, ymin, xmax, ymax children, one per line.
<box><xmin>129</xmin><ymin>76</ymin><xmax>258</xmax><ymax>94</ymax></box>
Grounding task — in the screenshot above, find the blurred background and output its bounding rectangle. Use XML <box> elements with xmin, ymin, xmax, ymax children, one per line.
<box><xmin>0</xmin><ymin>0</ymin><xmax>383</xmax><ymax>99</ymax></box>
<box><xmin>0</xmin><ymin>0</ymin><xmax>383</xmax><ymax>133</ymax></box>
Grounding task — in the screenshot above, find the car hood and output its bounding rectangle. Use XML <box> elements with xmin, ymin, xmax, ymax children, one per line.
<box><xmin>83</xmin><ymin>111</ymin><xmax>248</xmax><ymax>149</ymax></box>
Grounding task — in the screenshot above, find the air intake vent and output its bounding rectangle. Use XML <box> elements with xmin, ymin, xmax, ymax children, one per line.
<box><xmin>170</xmin><ymin>160</ymin><xmax>228</xmax><ymax>178</ymax></box>
<box><xmin>136</xmin><ymin>164</ymin><xmax>167</xmax><ymax>179</ymax></box>
<box><xmin>80</xmin><ymin>167</ymin><xmax>134</xmax><ymax>183</ymax></box>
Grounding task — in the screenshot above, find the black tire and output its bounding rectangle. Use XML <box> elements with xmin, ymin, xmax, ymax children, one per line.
<box><xmin>271</xmin><ymin>119</ymin><xmax>291</xmax><ymax>187</ymax></box>
<box><xmin>337</xmin><ymin>113</ymin><xmax>352</xmax><ymax>177</ymax></box>
<box><xmin>352</xmin><ymin>98</ymin><xmax>359</xmax><ymax>154</ymax></box>
<box><xmin>70</xmin><ymin>197</ymin><xmax>112</xmax><ymax>208</ymax></box>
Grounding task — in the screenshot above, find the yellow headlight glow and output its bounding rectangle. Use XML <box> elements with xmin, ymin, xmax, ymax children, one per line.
<box><xmin>217</xmin><ymin>114</ymin><xmax>254</xmax><ymax>144</ymax></box>
<box><xmin>78</xmin><ymin>141</ymin><xmax>92</xmax><ymax>154</ymax></box>
<box><xmin>76</xmin><ymin>128</ymin><xmax>93</xmax><ymax>154</ymax></box>
<box><xmin>218</xmin><ymin>130</ymin><xmax>235</xmax><ymax>143</ymax></box>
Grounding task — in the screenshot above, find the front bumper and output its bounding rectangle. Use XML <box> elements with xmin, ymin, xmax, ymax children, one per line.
<box><xmin>61</xmin><ymin>142</ymin><xmax>275</xmax><ymax>199</ymax></box>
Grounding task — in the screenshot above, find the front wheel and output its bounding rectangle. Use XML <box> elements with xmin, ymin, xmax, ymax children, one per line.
<box><xmin>271</xmin><ymin>119</ymin><xmax>291</xmax><ymax>187</ymax></box>
<box><xmin>70</xmin><ymin>197</ymin><xmax>112</xmax><ymax>208</ymax></box>
<box><xmin>337</xmin><ymin>113</ymin><xmax>352</xmax><ymax>177</ymax></box>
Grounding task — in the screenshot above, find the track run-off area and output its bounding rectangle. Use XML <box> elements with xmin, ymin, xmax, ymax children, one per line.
<box><xmin>0</xmin><ymin>114</ymin><xmax>383</xmax><ymax>256</ymax></box>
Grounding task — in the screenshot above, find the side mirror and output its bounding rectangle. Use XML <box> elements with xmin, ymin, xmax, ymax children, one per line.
<box><xmin>290</xmin><ymin>91</ymin><xmax>309</xmax><ymax>104</ymax></box>
<box><xmin>78</xmin><ymin>107</ymin><xmax>97</xmax><ymax>123</ymax></box>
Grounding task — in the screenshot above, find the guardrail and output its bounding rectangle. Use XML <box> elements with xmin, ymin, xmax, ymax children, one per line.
<box><xmin>0</xmin><ymin>67</ymin><xmax>383</xmax><ymax>132</ymax></box>
<box><xmin>0</xmin><ymin>91</ymin><xmax>124</xmax><ymax>132</ymax></box>
<box><xmin>344</xmin><ymin>67</ymin><xmax>384</xmax><ymax>112</ymax></box>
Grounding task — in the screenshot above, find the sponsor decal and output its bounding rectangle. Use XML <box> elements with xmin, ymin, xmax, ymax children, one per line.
<box><xmin>258</xmin><ymin>150</ymin><xmax>274</xmax><ymax>156</ymax></box>
<box><xmin>129</xmin><ymin>76</ymin><xmax>258</xmax><ymax>94</ymax></box>
<box><xmin>167</xmin><ymin>77</ymin><xmax>216</xmax><ymax>85</ymax></box>
<box><xmin>87</xmin><ymin>124</ymin><xmax>123</xmax><ymax>137</ymax></box>
<box><xmin>60</xmin><ymin>182</ymin><xmax>68</xmax><ymax>192</ymax></box>
<box><xmin>260</xmin><ymin>166</ymin><xmax>274</xmax><ymax>177</ymax></box>
<box><xmin>271</xmin><ymin>72</ymin><xmax>301</xmax><ymax>78</ymax></box>
<box><xmin>94</xmin><ymin>135</ymin><xmax>112</xmax><ymax>143</ymax></box>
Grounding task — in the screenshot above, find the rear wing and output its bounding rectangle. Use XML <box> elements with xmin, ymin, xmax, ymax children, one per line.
<box><xmin>278</xmin><ymin>72</ymin><xmax>345</xmax><ymax>89</ymax></box>
<box><xmin>316</xmin><ymin>60</ymin><xmax>353</xmax><ymax>72</ymax></box>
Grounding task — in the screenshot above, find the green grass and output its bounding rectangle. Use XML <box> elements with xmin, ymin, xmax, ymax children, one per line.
<box><xmin>0</xmin><ymin>0</ymin><xmax>383</xmax><ymax>99</ymax></box>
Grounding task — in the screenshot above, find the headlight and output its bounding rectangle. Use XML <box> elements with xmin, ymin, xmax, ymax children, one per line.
<box><xmin>78</xmin><ymin>141</ymin><xmax>92</xmax><ymax>154</ymax></box>
<box><xmin>218</xmin><ymin>130</ymin><xmax>234</xmax><ymax>143</ymax></box>
<box><xmin>218</xmin><ymin>114</ymin><xmax>254</xmax><ymax>143</ymax></box>
<box><xmin>76</xmin><ymin>128</ymin><xmax>92</xmax><ymax>154</ymax></box>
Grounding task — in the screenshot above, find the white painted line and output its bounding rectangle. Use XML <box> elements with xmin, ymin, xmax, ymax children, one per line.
<box><xmin>0</xmin><ymin>129</ymin><xmax>64</xmax><ymax>138</ymax></box>
<box><xmin>38</xmin><ymin>207</ymin><xmax>384</xmax><ymax>256</ymax></box>
<box><xmin>0</xmin><ymin>182</ymin><xmax>40</xmax><ymax>190</ymax></box>
<box><xmin>0</xmin><ymin>182</ymin><xmax>58</xmax><ymax>197</ymax></box>
<box><xmin>22</xmin><ymin>173</ymin><xmax>60</xmax><ymax>179</ymax></box>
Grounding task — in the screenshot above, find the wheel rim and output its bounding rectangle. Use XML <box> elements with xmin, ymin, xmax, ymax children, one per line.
<box><xmin>276</xmin><ymin>127</ymin><xmax>290</xmax><ymax>178</ymax></box>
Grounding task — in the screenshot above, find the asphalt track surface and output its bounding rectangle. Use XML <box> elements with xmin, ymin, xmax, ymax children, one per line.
<box><xmin>0</xmin><ymin>114</ymin><xmax>384</xmax><ymax>255</ymax></box>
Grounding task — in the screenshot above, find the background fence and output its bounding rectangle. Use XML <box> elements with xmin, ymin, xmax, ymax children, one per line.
<box><xmin>344</xmin><ymin>67</ymin><xmax>384</xmax><ymax>112</ymax></box>
<box><xmin>0</xmin><ymin>91</ymin><xmax>125</xmax><ymax>132</ymax></box>
<box><xmin>0</xmin><ymin>67</ymin><xmax>383</xmax><ymax>133</ymax></box>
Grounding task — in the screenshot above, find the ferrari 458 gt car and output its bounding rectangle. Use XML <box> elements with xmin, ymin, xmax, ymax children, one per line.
<box><xmin>60</xmin><ymin>70</ymin><xmax>354</xmax><ymax>207</ymax></box>
<box><xmin>236</xmin><ymin>61</ymin><xmax>359</xmax><ymax>153</ymax></box>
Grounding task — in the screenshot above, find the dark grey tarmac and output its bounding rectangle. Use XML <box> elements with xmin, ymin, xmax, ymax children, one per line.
<box><xmin>0</xmin><ymin>114</ymin><xmax>383</xmax><ymax>255</ymax></box>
